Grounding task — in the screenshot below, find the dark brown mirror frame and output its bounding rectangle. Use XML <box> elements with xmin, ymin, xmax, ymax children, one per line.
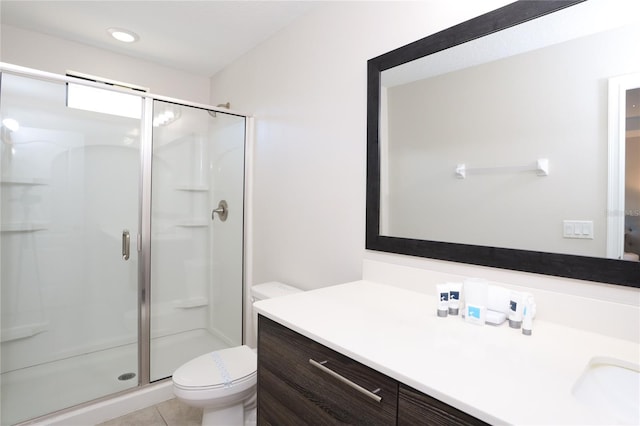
<box><xmin>366</xmin><ymin>0</ymin><xmax>640</xmax><ymax>288</ymax></box>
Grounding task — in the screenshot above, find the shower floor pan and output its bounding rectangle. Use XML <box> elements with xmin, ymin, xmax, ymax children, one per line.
<box><xmin>1</xmin><ymin>328</ymin><xmax>227</xmax><ymax>425</ymax></box>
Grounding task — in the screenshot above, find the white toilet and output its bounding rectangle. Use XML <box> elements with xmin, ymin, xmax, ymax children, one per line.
<box><xmin>172</xmin><ymin>282</ymin><xmax>302</xmax><ymax>426</ymax></box>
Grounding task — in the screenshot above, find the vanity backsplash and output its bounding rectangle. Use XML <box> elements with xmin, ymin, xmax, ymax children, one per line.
<box><xmin>363</xmin><ymin>253</ymin><xmax>640</xmax><ymax>343</ymax></box>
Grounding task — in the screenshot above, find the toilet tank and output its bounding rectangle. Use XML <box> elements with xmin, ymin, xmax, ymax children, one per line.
<box><xmin>250</xmin><ymin>282</ymin><xmax>302</xmax><ymax>341</ymax></box>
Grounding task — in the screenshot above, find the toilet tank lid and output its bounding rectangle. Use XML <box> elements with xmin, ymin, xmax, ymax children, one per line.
<box><xmin>251</xmin><ymin>281</ymin><xmax>301</xmax><ymax>300</ymax></box>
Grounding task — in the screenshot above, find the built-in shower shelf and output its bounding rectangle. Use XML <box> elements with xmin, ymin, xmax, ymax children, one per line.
<box><xmin>176</xmin><ymin>220</ymin><xmax>209</xmax><ymax>228</ymax></box>
<box><xmin>173</xmin><ymin>297</ymin><xmax>209</xmax><ymax>309</ymax></box>
<box><xmin>1</xmin><ymin>321</ymin><xmax>49</xmax><ymax>342</ymax></box>
<box><xmin>1</xmin><ymin>222</ymin><xmax>49</xmax><ymax>232</ymax></box>
<box><xmin>175</xmin><ymin>185</ymin><xmax>209</xmax><ymax>192</ymax></box>
<box><xmin>0</xmin><ymin>178</ymin><xmax>49</xmax><ymax>186</ymax></box>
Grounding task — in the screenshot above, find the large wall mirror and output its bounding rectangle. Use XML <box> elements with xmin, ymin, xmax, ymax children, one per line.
<box><xmin>366</xmin><ymin>0</ymin><xmax>640</xmax><ymax>287</ymax></box>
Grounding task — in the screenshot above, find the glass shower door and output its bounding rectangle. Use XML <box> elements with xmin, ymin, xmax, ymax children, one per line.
<box><xmin>0</xmin><ymin>73</ymin><xmax>142</xmax><ymax>424</ymax></box>
<box><xmin>150</xmin><ymin>100</ymin><xmax>245</xmax><ymax>381</ymax></box>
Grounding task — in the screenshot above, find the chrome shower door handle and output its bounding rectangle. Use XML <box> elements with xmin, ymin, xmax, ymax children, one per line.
<box><xmin>122</xmin><ymin>230</ymin><xmax>130</xmax><ymax>260</ymax></box>
<box><xmin>211</xmin><ymin>200</ymin><xmax>228</xmax><ymax>222</ymax></box>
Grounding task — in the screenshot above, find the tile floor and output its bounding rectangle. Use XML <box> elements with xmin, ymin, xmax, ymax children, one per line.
<box><xmin>97</xmin><ymin>398</ymin><xmax>202</xmax><ymax>426</ymax></box>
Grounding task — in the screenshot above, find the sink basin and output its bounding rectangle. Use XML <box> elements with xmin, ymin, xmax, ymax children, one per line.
<box><xmin>572</xmin><ymin>357</ymin><xmax>640</xmax><ymax>425</ymax></box>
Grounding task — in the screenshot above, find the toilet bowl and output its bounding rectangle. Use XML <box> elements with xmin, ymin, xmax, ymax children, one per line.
<box><xmin>172</xmin><ymin>282</ymin><xmax>301</xmax><ymax>426</ymax></box>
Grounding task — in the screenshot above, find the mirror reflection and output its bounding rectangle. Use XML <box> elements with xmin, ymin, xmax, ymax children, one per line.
<box><xmin>624</xmin><ymin>87</ymin><xmax>640</xmax><ymax>260</ymax></box>
<box><xmin>379</xmin><ymin>0</ymin><xmax>640</xmax><ymax>261</ymax></box>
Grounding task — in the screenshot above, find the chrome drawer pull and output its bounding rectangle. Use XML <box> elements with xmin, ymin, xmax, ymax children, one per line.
<box><xmin>309</xmin><ymin>358</ymin><xmax>383</xmax><ymax>403</ymax></box>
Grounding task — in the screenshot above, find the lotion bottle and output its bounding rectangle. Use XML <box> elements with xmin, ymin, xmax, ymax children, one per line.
<box><xmin>448</xmin><ymin>282</ymin><xmax>462</xmax><ymax>315</ymax></box>
<box><xmin>508</xmin><ymin>291</ymin><xmax>524</xmax><ymax>328</ymax></box>
<box><xmin>522</xmin><ymin>298</ymin><xmax>534</xmax><ymax>335</ymax></box>
<box><xmin>436</xmin><ymin>283</ymin><xmax>449</xmax><ymax>317</ymax></box>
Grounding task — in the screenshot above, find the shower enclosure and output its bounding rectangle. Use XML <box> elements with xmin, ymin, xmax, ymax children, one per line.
<box><xmin>0</xmin><ymin>65</ymin><xmax>248</xmax><ymax>425</ymax></box>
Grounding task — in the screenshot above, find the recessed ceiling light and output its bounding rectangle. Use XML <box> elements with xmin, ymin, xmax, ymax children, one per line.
<box><xmin>107</xmin><ymin>27</ymin><xmax>139</xmax><ymax>43</ymax></box>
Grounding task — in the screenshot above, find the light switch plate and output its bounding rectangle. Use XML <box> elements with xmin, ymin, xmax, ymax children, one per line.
<box><xmin>563</xmin><ymin>220</ymin><xmax>594</xmax><ymax>239</ymax></box>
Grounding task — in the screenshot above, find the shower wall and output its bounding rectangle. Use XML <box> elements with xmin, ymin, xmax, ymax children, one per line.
<box><xmin>149</xmin><ymin>124</ymin><xmax>212</xmax><ymax>339</ymax></box>
<box><xmin>208</xmin><ymin>116</ymin><xmax>245</xmax><ymax>346</ymax></box>
<box><xmin>149</xmin><ymin>100</ymin><xmax>245</xmax><ymax>381</ymax></box>
<box><xmin>1</xmin><ymin>69</ymin><xmax>247</xmax><ymax>423</ymax></box>
<box><xmin>1</xmin><ymin>75</ymin><xmax>140</xmax><ymax>374</ymax></box>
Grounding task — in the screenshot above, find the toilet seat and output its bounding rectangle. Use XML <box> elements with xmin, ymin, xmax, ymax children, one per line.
<box><xmin>173</xmin><ymin>345</ymin><xmax>257</xmax><ymax>391</ymax></box>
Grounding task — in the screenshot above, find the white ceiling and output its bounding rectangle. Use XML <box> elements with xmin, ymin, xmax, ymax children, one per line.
<box><xmin>0</xmin><ymin>1</ymin><xmax>319</xmax><ymax>77</ymax></box>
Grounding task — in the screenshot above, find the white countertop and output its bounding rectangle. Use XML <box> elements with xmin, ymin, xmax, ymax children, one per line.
<box><xmin>254</xmin><ymin>280</ymin><xmax>640</xmax><ymax>425</ymax></box>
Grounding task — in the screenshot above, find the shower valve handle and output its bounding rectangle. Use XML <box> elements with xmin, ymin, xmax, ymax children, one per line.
<box><xmin>212</xmin><ymin>200</ymin><xmax>229</xmax><ymax>222</ymax></box>
<box><xmin>122</xmin><ymin>230</ymin><xmax>130</xmax><ymax>261</ymax></box>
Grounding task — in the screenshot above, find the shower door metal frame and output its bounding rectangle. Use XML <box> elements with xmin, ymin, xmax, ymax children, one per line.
<box><xmin>0</xmin><ymin>61</ymin><xmax>253</xmax><ymax>420</ymax></box>
<box><xmin>138</xmin><ymin>96</ymin><xmax>153</xmax><ymax>386</ymax></box>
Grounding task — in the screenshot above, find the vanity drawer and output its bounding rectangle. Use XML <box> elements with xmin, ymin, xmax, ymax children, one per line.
<box><xmin>257</xmin><ymin>315</ymin><xmax>398</xmax><ymax>425</ymax></box>
<box><xmin>398</xmin><ymin>384</ymin><xmax>488</xmax><ymax>426</ymax></box>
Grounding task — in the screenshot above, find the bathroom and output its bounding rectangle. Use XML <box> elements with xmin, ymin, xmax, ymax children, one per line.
<box><xmin>1</xmin><ymin>0</ymin><xmax>639</xmax><ymax>425</ymax></box>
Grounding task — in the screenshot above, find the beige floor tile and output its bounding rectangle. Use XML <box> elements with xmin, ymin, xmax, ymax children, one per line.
<box><xmin>97</xmin><ymin>406</ymin><xmax>166</xmax><ymax>426</ymax></box>
<box><xmin>156</xmin><ymin>398</ymin><xmax>202</xmax><ymax>426</ymax></box>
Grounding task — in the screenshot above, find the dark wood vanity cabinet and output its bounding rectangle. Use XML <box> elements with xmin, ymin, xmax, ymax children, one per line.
<box><xmin>257</xmin><ymin>315</ymin><xmax>488</xmax><ymax>426</ymax></box>
<box><xmin>257</xmin><ymin>315</ymin><xmax>398</xmax><ymax>425</ymax></box>
<box><xmin>398</xmin><ymin>384</ymin><xmax>489</xmax><ymax>426</ymax></box>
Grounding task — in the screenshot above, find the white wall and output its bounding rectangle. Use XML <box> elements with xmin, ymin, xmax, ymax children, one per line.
<box><xmin>209</xmin><ymin>1</ymin><xmax>640</xmax><ymax>346</ymax></box>
<box><xmin>209</xmin><ymin>0</ymin><xmax>513</xmax><ymax>290</ymax></box>
<box><xmin>1</xmin><ymin>25</ymin><xmax>210</xmax><ymax>103</ymax></box>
